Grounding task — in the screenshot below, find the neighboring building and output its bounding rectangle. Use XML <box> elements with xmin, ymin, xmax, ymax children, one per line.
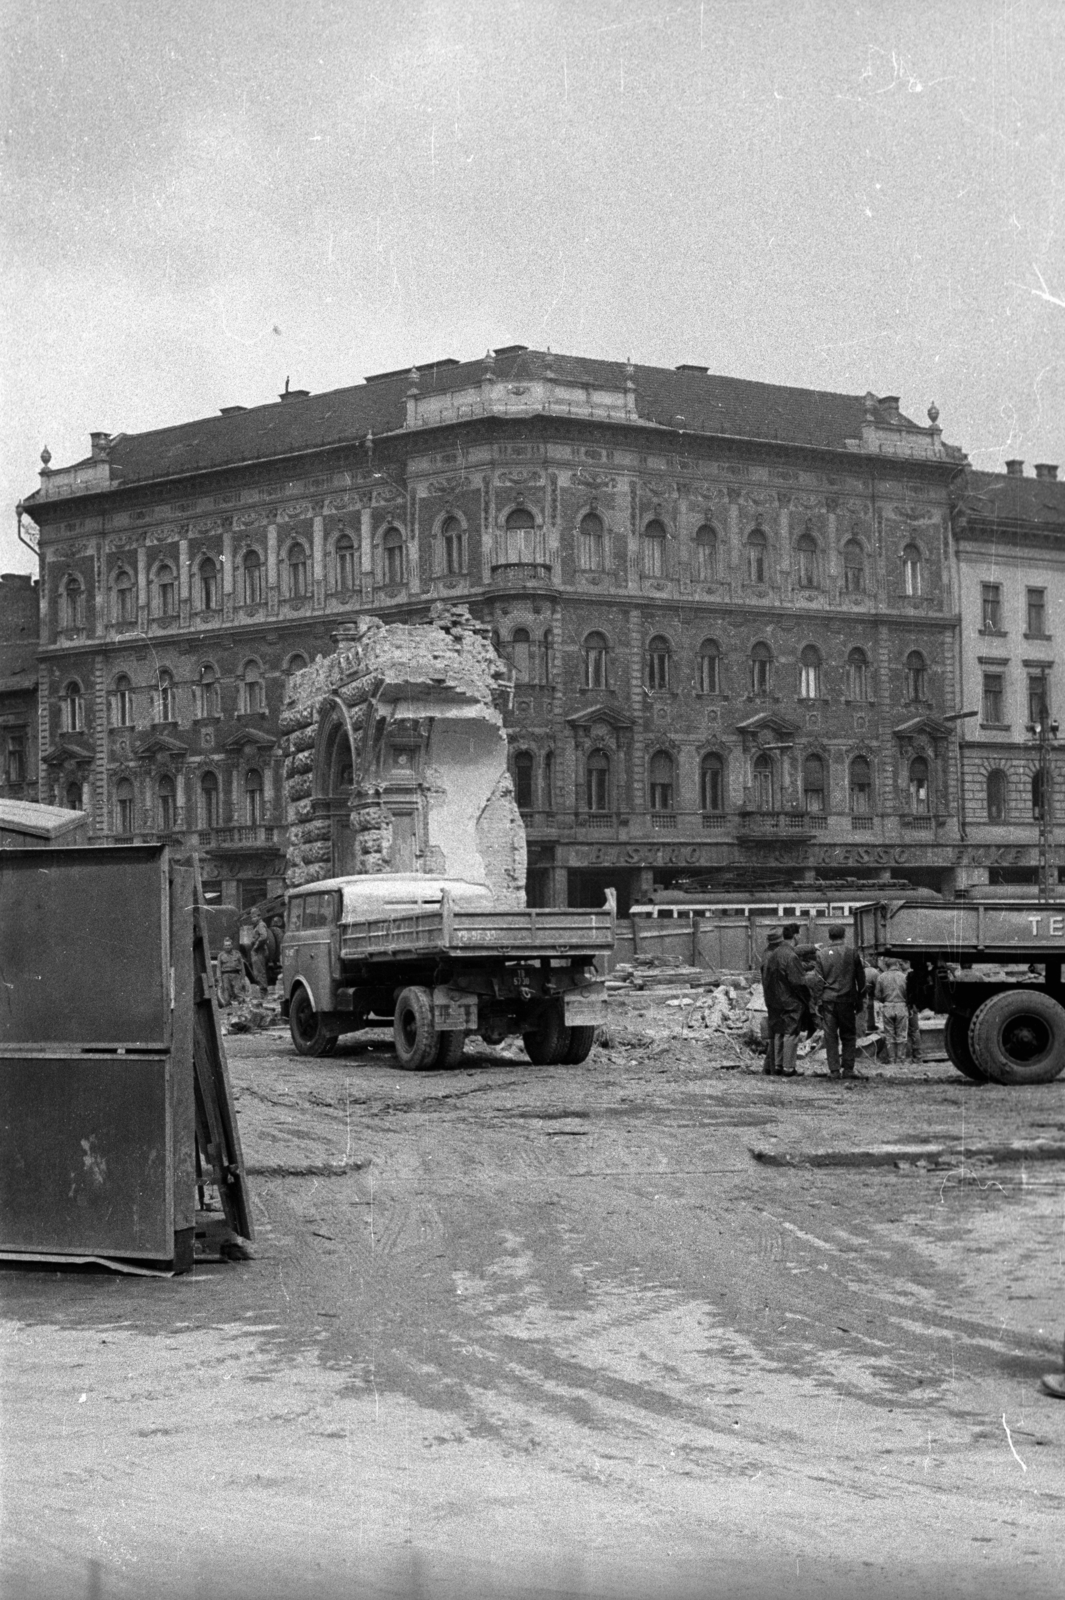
<box><xmin>19</xmin><ymin>348</ymin><xmax>971</xmax><ymax>911</ymax></box>
<box><xmin>952</xmin><ymin>460</ymin><xmax>1065</xmax><ymax>891</ymax></box>
<box><xmin>0</xmin><ymin>572</ymin><xmax>40</xmax><ymax>805</ymax></box>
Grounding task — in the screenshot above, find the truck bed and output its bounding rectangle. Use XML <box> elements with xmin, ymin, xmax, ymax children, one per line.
<box><xmin>856</xmin><ymin>899</ymin><xmax>1065</xmax><ymax>958</ymax></box>
<box><xmin>340</xmin><ymin>904</ymin><xmax>615</xmax><ymax>963</ymax></box>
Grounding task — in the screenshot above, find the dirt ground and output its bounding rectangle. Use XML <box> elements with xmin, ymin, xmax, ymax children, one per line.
<box><xmin>3</xmin><ymin>993</ymin><xmax>1064</xmax><ymax>1600</ymax></box>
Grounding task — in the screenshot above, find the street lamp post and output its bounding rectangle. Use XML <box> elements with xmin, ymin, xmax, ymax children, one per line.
<box><xmin>1026</xmin><ymin>668</ymin><xmax>1059</xmax><ymax>903</ymax></box>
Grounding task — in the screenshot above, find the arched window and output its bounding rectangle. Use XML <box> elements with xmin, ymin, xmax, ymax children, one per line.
<box><xmin>903</xmin><ymin>544</ymin><xmax>923</xmax><ymax>598</ymax></box>
<box><xmin>504</xmin><ymin>507</ymin><xmax>536</xmax><ymax>565</ymax></box>
<box><xmin>803</xmin><ymin>753</ymin><xmax>826</xmax><ymax>813</ymax></box>
<box><xmin>752</xmin><ymin>752</ymin><xmax>774</xmax><ymax>811</ymax></box>
<box><xmin>694</xmin><ymin>523</ymin><xmax>718</xmax><ymax>582</ymax></box>
<box><xmin>335</xmin><ymin>533</ymin><xmax>356</xmax><ymax>592</ymax></box>
<box><xmin>441</xmin><ymin>516</ymin><xmax>464</xmax><ymax>576</ymax></box>
<box><xmin>156</xmin><ymin>669</ymin><xmax>175</xmax><ymax>723</ymax></box>
<box><xmin>63</xmin><ymin>576</ymin><xmax>85</xmax><ymax>630</ymax></box>
<box><xmin>649</xmin><ymin>750</ymin><xmax>674</xmax><ymax>812</ymax></box>
<box><xmin>843</xmin><ymin>540</ymin><xmax>865</xmax><ymax>594</ymax></box>
<box><xmin>245</xmin><ymin>768</ymin><xmax>263</xmax><ymax>825</ymax></box>
<box><xmin>65</xmin><ymin>781</ymin><xmax>83</xmax><ymax>811</ymax></box>
<box><xmin>583</xmin><ymin>632</ymin><xmax>608</xmax><ymax>691</ymax></box>
<box><xmin>542</xmin><ymin>628</ymin><xmax>555</xmax><ymax>688</ymax></box>
<box><xmin>514</xmin><ymin>751</ymin><xmax>534</xmax><ymax>812</ymax></box>
<box><xmin>578</xmin><ymin>512</ymin><xmax>605</xmax><ymax>572</ymax></box>
<box><xmin>543</xmin><ymin>750</ymin><xmax>554</xmax><ymax>811</ymax></box>
<box><xmin>200</xmin><ymin>770</ymin><xmax>219</xmax><ymax>829</ymax></box>
<box><xmin>116</xmin><ymin>778</ymin><xmax>135</xmax><ymax>836</ymax></box>
<box><xmin>750</xmin><ymin>641</ymin><xmax>772</xmax><ymax>696</ymax></box>
<box><xmin>242</xmin><ymin>548</ymin><xmax>263</xmax><ymax>606</ymax></box>
<box><xmin>286</xmin><ymin>653</ymin><xmax>308</xmax><ymax>676</ymax></box>
<box><xmin>586</xmin><ymin>748</ymin><xmax>611</xmax><ymax>813</ymax></box>
<box><xmin>511</xmin><ymin>628</ymin><xmax>532</xmax><ymax>684</ymax></box>
<box><xmin>905</xmin><ymin>651</ymin><xmax>927</xmax><ymax>703</ymax></box>
<box><xmin>846</xmin><ymin>648</ymin><xmax>870</xmax><ymax>701</ymax></box>
<box><xmin>642</xmin><ymin>519</ymin><xmax>667</xmax><ymax>578</ymax></box>
<box><xmin>700</xmin><ymin>753</ymin><xmax>724</xmax><ymax>813</ymax></box>
<box><xmin>697</xmin><ymin>638</ymin><xmax>721</xmax><ymax>695</ymax></box>
<box><xmin>198</xmin><ymin>557</ymin><xmax>218</xmax><ymax>612</ymax></box>
<box><xmin>647</xmin><ymin>635</ymin><xmax>671</xmax><ymax>692</ymax></box>
<box><xmin>242</xmin><ymin>660</ymin><xmax>264</xmax><ymax>715</ymax></box>
<box><xmin>62</xmin><ymin>680</ymin><xmax>84</xmax><ymax>733</ymax></box>
<box><xmin>157</xmin><ymin>775</ymin><xmax>176</xmax><ymax>833</ymax></box>
<box><xmin>799</xmin><ymin>645</ymin><xmax>822</xmax><ymax>700</ymax></box>
<box><xmin>909</xmin><ymin>757</ymin><xmax>931</xmax><ymax>815</ymax></box>
<box><xmin>986</xmin><ymin>769</ymin><xmax>1008</xmax><ymax>823</ymax></box>
<box><xmin>111</xmin><ymin>674</ymin><xmax>133</xmax><ymax>727</ymax></box>
<box><xmin>114</xmin><ymin>569</ymin><xmax>136</xmax><ymax>623</ymax></box>
<box><xmin>198</xmin><ymin>663</ymin><xmax>220</xmax><ymax>718</ymax></box>
<box><xmin>286</xmin><ymin>541</ymin><xmax>309</xmax><ymax>599</ymax></box>
<box><xmin>849</xmin><ymin>756</ymin><xmax>873</xmax><ymax>815</ymax></box>
<box><xmin>1032</xmin><ymin>770</ymin><xmax>1046</xmax><ymax>821</ymax></box>
<box><xmin>153</xmin><ymin>564</ymin><xmax>177</xmax><ymax>618</ymax></box>
<box><xmin>382</xmin><ymin>526</ymin><xmax>405</xmax><ymax>585</ymax></box>
<box><xmin>795</xmin><ymin>531</ymin><xmax>818</xmax><ymax>588</ymax></box>
<box><xmin>746</xmin><ymin>529</ymin><xmax>767</xmax><ymax>584</ymax></box>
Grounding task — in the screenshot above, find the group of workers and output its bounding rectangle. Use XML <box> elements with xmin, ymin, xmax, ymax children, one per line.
<box><xmin>216</xmin><ymin>914</ymin><xmax>285</xmax><ymax>1007</ymax></box>
<box><xmin>760</xmin><ymin>922</ymin><xmax>922</xmax><ymax>1079</ymax></box>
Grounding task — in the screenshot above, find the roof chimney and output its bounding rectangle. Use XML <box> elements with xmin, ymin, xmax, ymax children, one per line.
<box><xmin>89</xmin><ymin>431</ymin><xmax>111</xmax><ymax>459</ymax></box>
<box><xmin>877</xmin><ymin>396</ymin><xmax>901</xmax><ymax>422</ymax></box>
<box><xmin>219</xmin><ymin>405</ymin><xmax>247</xmax><ymax>416</ymax></box>
<box><xmin>1005</xmin><ymin>459</ymin><xmax>1024</xmax><ymax>477</ymax></box>
<box><xmin>1034</xmin><ymin>463</ymin><xmax>1059</xmax><ymax>481</ymax></box>
<box><xmin>278</xmin><ymin>377</ymin><xmax>310</xmax><ymax>402</ymax></box>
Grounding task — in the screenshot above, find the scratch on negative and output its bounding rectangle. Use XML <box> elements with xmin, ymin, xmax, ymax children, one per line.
<box><xmin>1001</xmin><ymin>1414</ymin><xmax>1027</xmax><ymax>1472</ymax></box>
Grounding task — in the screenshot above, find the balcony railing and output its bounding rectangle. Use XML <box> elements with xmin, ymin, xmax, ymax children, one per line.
<box><xmin>490</xmin><ymin>561</ymin><xmax>555</xmax><ymax>585</ymax></box>
<box><xmin>736</xmin><ymin>810</ymin><xmax>822</xmax><ymax>838</ymax></box>
<box><xmin>850</xmin><ymin>815</ymin><xmax>875</xmax><ymax>832</ymax></box>
<box><xmin>195</xmin><ymin>825</ymin><xmax>280</xmax><ymax>848</ymax></box>
<box><xmin>651</xmin><ymin>813</ymin><xmax>677</xmax><ymax>830</ymax></box>
<box><xmin>701</xmin><ymin>813</ymin><xmax>729</xmax><ymax>831</ymax></box>
<box><xmin>901</xmin><ymin>814</ymin><xmax>935</xmax><ymax>832</ymax></box>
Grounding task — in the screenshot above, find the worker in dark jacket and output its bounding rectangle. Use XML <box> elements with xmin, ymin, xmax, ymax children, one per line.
<box><xmin>762</xmin><ymin>922</ymin><xmax>809</xmax><ymax>1078</ymax></box>
<box><xmin>815</xmin><ymin>923</ymin><xmax>865</xmax><ymax>1079</ymax></box>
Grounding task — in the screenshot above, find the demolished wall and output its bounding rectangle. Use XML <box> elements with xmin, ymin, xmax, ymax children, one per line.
<box><xmin>279</xmin><ymin>604</ymin><xmax>527</xmax><ymax>905</ymax></box>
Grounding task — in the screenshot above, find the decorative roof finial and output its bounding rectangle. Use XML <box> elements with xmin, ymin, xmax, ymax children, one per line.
<box><xmin>483</xmin><ymin>347</ymin><xmax>496</xmax><ymax>376</ymax></box>
<box><xmin>927</xmin><ymin>401</ymin><xmax>940</xmax><ymax>425</ymax></box>
<box><xmin>407</xmin><ymin>364</ymin><xmax>420</xmax><ymax>396</ymax></box>
<box><xmin>40</xmin><ymin>445</ymin><xmax>52</xmax><ymax>468</ymax></box>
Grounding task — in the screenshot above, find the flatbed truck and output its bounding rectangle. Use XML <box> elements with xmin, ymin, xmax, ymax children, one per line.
<box><xmin>854</xmin><ymin>899</ymin><xmax>1065</xmax><ymax>1084</ymax></box>
<box><xmin>281</xmin><ymin>875</ymin><xmax>614</xmax><ymax>1068</ymax></box>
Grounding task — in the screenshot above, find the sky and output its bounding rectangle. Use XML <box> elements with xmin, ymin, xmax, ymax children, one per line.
<box><xmin>2</xmin><ymin>0</ymin><xmax>1063</xmax><ymax>576</ymax></box>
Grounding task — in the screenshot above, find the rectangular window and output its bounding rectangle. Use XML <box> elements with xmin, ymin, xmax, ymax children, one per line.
<box><xmin>982</xmin><ymin>672</ymin><xmax>1005</xmax><ymax>724</ymax></box>
<box><xmin>1028</xmin><ymin>675</ymin><xmax>1050</xmax><ymax>728</ymax></box>
<box><xmin>5</xmin><ymin>730</ymin><xmax>26</xmax><ymax>785</ymax></box>
<box><xmin>1027</xmin><ymin>588</ymin><xmax>1047</xmax><ymax>637</ymax></box>
<box><xmin>981</xmin><ymin>583</ymin><xmax>1002</xmax><ymax>631</ymax></box>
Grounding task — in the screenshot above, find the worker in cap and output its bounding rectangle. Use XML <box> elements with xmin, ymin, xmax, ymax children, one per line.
<box><xmin>816</xmin><ymin>923</ymin><xmax>865</xmax><ymax>1079</ymax></box>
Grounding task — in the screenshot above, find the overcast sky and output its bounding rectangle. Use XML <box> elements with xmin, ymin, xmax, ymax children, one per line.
<box><xmin>3</xmin><ymin>0</ymin><xmax>1063</xmax><ymax>575</ymax></box>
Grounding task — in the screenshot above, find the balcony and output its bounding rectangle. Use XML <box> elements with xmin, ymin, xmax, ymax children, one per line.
<box><xmin>901</xmin><ymin>814</ymin><xmax>935</xmax><ymax>832</ymax></box>
<box><xmin>575</xmin><ymin>812</ymin><xmax>617</xmax><ymax>830</ymax></box>
<box><xmin>489</xmin><ymin>561</ymin><xmax>555</xmax><ymax>587</ymax></box>
<box><xmin>736</xmin><ymin>810</ymin><xmax>821</xmax><ymax>843</ymax></box>
<box><xmin>701</xmin><ymin>813</ymin><xmax>729</xmax><ymax>831</ymax></box>
<box><xmin>195</xmin><ymin>825</ymin><xmax>281</xmax><ymax>850</ymax></box>
<box><xmin>850</xmin><ymin>815</ymin><xmax>875</xmax><ymax>832</ymax></box>
<box><xmin>651</xmin><ymin>813</ymin><xmax>677</xmax><ymax>830</ymax></box>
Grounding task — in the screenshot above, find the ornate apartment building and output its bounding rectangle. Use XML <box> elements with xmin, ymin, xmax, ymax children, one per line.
<box><xmin>952</xmin><ymin>461</ymin><xmax>1065</xmax><ymax>890</ymax></box>
<box><xmin>0</xmin><ymin>572</ymin><xmax>40</xmax><ymax>806</ymax></box>
<box><xmin>19</xmin><ymin>346</ymin><xmax>990</xmax><ymax>911</ymax></box>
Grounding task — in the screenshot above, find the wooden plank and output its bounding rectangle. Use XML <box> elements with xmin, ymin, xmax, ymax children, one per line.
<box><xmin>169</xmin><ymin>863</ymin><xmax>197</xmax><ymax>1238</ymax></box>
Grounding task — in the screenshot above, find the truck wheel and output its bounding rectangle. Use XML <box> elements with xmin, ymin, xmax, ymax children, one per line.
<box><xmin>394</xmin><ymin>986</ymin><xmax>439</xmax><ymax>1070</ymax></box>
<box><xmin>968</xmin><ymin>991</ymin><xmax>1065</xmax><ymax>1085</ymax></box>
<box><xmin>434</xmin><ymin>1030</ymin><xmax>466</xmax><ymax>1068</ymax></box>
<box><xmin>943</xmin><ymin>1012</ymin><xmax>986</xmax><ymax>1083</ymax></box>
<box><xmin>562</xmin><ymin>1025</ymin><xmax>596</xmax><ymax>1065</ymax></box>
<box><xmin>289</xmin><ymin>987</ymin><xmax>338</xmax><ymax>1058</ymax></box>
<box><xmin>523</xmin><ymin>1003</ymin><xmax>571</xmax><ymax>1065</ymax></box>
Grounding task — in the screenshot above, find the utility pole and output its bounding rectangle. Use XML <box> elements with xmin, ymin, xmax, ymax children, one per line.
<box><xmin>1028</xmin><ymin>668</ymin><xmax>1059</xmax><ymax>902</ymax></box>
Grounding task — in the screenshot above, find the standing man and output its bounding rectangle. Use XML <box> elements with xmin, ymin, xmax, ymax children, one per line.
<box><xmin>905</xmin><ymin>964</ymin><xmax>923</xmax><ymax>1063</ymax></box>
<box><xmin>816</xmin><ymin>923</ymin><xmax>865</xmax><ymax>1079</ymax></box>
<box><xmin>875</xmin><ymin>958</ymin><xmax>910</xmax><ymax>1062</ymax></box>
<box><xmin>250</xmin><ymin>913</ymin><xmax>271</xmax><ymax>1001</ymax></box>
<box><xmin>763</xmin><ymin>921</ymin><xmax>809</xmax><ymax>1078</ymax></box>
<box><xmin>216</xmin><ymin>936</ymin><xmax>246</xmax><ymax>1009</ymax></box>
<box><xmin>760</xmin><ymin>928</ymin><xmax>783</xmax><ymax>1075</ymax></box>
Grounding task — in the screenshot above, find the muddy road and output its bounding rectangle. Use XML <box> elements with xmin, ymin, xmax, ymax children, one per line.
<box><xmin>3</xmin><ymin>1009</ymin><xmax>1064</xmax><ymax>1600</ymax></box>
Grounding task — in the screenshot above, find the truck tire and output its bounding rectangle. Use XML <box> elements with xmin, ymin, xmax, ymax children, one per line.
<box><xmin>289</xmin><ymin>986</ymin><xmax>338</xmax><ymax>1058</ymax></box>
<box><xmin>523</xmin><ymin>1002</ymin><xmax>571</xmax><ymax>1065</ymax></box>
<box><xmin>394</xmin><ymin>986</ymin><xmax>439</xmax><ymax>1070</ymax></box>
<box><xmin>968</xmin><ymin>990</ymin><xmax>1065</xmax><ymax>1085</ymax></box>
<box><xmin>561</xmin><ymin>1025</ymin><xmax>596</xmax><ymax>1065</ymax></box>
<box><xmin>434</xmin><ymin>1030</ymin><xmax>466</xmax><ymax>1068</ymax></box>
<box><xmin>943</xmin><ymin>1012</ymin><xmax>987</xmax><ymax>1083</ymax></box>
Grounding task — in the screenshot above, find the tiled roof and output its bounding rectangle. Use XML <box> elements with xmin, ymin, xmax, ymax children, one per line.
<box><xmin>33</xmin><ymin>349</ymin><xmax>936</xmax><ymax>492</ymax></box>
<box><xmin>961</xmin><ymin>468</ymin><xmax>1065</xmax><ymax>529</ymax></box>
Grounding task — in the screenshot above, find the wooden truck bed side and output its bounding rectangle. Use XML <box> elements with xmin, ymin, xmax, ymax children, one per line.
<box><xmin>340</xmin><ymin>905</ymin><xmax>615</xmax><ymax>963</ymax></box>
<box><xmin>856</xmin><ymin>899</ymin><xmax>1065</xmax><ymax>958</ymax></box>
